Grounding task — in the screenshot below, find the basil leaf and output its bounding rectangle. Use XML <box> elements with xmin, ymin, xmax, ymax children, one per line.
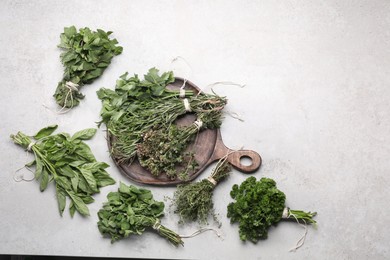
<box><xmin>71</xmin><ymin>128</ymin><xmax>97</xmax><ymax>141</ymax></box>
<box><xmin>33</xmin><ymin>125</ymin><xmax>58</xmax><ymax>140</ymax></box>
<box><xmin>35</xmin><ymin>157</ymin><xmax>43</xmax><ymax>180</ymax></box>
<box><xmin>40</xmin><ymin>168</ymin><xmax>49</xmax><ymax>191</ymax></box>
<box><xmin>69</xmin><ymin>201</ymin><xmax>76</xmax><ymax>217</ymax></box>
<box><xmin>80</xmin><ymin>168</ymin><xmax>98</xmax><ymax>192</ymax></box>
<box><xmin>68</xmin><ymin>191</ymin><xmax>90</xmax><ymax>216</ymax></box>
<box><xmin>71</xmin><ymin>173</ymin><xmax>79</xmax><ymax>192</ymax></box>
<box><xmin>56</xmin><ymin>187</ymin><xmax>67</xmax><ymax>216</ymax></box>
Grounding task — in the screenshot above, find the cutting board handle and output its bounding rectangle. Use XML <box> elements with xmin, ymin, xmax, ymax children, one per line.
<box><xmin>209</xmin><ymin>131</ymin><xmax>262</xmax><ymax>173</ymax></box>
<box><xmin>226</xmin><ymin>149</ymin><xmax>262</xmax><ymax>173</ymax></box>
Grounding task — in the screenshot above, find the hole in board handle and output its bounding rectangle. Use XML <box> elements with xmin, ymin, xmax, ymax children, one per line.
<box><xmin>239</xmin><ymin>155</ymin><xmax>253</xmax><ymax>167</ymax></box>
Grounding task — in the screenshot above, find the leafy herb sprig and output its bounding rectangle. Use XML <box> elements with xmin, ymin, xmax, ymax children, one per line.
<box><xmin>97</xmin><ymin>68</ymin><xmax>227</xmax><ymax>180</ymax></box>
<box><xmin>54</xmin><ymin>26</ymin><xmax>123</xmax><ymax>108</ymax></box>
<box><xmin>227</xmin><ymin>177</ymin><xmax>317</xmax><ymax>243</ymax></box>
<box><xmin>97</xmin><ymin>182</ymin><xmax>183</xmax><ymax>246</ymax></box>
<box><xmin>10</xmin><ymin>125</ymin><xmax>116</xmax><ymax>217</ymax></box>
<box><xmin>172</xmin><ymin>158</ymin><xmax>232</xmax><ymax>225</ymax></box>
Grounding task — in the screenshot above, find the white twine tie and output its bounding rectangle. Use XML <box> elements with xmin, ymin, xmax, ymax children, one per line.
<box><xmin>193</xmin><ymin>119</ymin><xmax>203</xmax><ymax>130</ymax></box>
<box><xmin>13</xmin><ymin>166</ymin><xmax>35</xmax><ymax>182</ymax></box>
<box><xmin>152</xmin><ymin>219</ymin><xmax>162</xmax><ymax>232</ymax></box>
<box><xmin>207</xmin><ymin>176</ymin><xmax>217</xmax><ymax>186</ymax></box>
<box><xmin>183</xmin><ymin>98</ymin><xmax>191</xmax><ymax>112</ymax></box>
<box><xmin>180</xmin><ymin>227</ymin><xmax>223</xmax><ymax>240</ymax></box>
<box><xmin>27</xmin><ymin>142</ymin><xmax>36</xmax><ymax>152</ymax></box>
<box><xmin>281</xmin><ymin>207</ymin><xmax>309</xmax><ymax>252</ymax></box>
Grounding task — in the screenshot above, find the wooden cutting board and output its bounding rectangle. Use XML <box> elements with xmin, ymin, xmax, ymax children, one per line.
<box><xmin>107</xmin><ymin>77</ymin><xmax>262</xmax><ymax>185</ymax></box>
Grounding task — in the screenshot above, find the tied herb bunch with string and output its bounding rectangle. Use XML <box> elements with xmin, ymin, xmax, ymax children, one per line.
<box><xmin>54</xmin><ymin>26</ymin><xmax>123</xmax><ymax>110</ymax></box>
<box><xmin>97</xmin><ymin>68</ymin><xmax>227</xmax><ymax>180</ymax></box>
<box><xmin>172</xmin><ymin>157</ymin><xmax>232</xmax><ymax>225</ymax></box>
<box><xmin>10</xmin><ymin>125</ymin><xmax>116</xmax><ymax>217</ymax></box>
<box><xmin>97</xmin><ymin>182</ymin><xmax>183</xmax><ymax>246</ymax></box>
<box><xmin>137</xmin><ymin>110</ymin><xmax>223</xmax><ymax>180</ymax></box>
<box><xmin>227</xmin><ymin>177</ymin><xmax>317</xmax><ymax>250</ymax></box>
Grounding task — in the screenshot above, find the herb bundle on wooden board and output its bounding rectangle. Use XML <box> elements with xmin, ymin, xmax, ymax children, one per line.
<box><xmin>137</xmin><ymin>110</ymin><xmax>223</xmax><ymax>180</ymax></box>
<box><xmin>227</xmin><ymin>177</ymin><xmax>317</xmax><ymax>246</ymax></box>
<box><xmin>10</xmin><ymin>125</ymin><xmax>116</xmax><ymax>217</ymax></box>
<box><xmin>97</xmin><ymin>182</ymin><xmax>183</xmax><ymax>246</ymax></box>
<box><xmin>97</xmin><ymin>68</ymin><xmax>227</xmax><ymax>180</ymax></box>
<box><xmin>172</xmin><ymin>158</ymin><xmax>232</xmax><ymax>225</ymax></box>
<box><xmin>54</xmin><ymin>26</ymin><xmax>123</xmax><ymax>108</ymax></box>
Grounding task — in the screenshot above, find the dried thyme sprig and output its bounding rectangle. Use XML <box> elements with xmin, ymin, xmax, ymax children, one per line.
<box><xmin>172</xmin><ymin>158</ymin><xmax>232</xmax><ymax>225</ymax></box>
<box><xmin>54</xmin><ymin>26</ymin><xmax>122</xmax><ymax>108</ymax></box>
<box><xmin>137</xmin><ymin>110</ymin><xmax>223</xmax><ymax>180</ymax></box>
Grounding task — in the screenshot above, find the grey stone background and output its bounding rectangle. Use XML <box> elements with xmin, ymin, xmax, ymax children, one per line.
<box><xmin>1</xmin><ymin>1</ymin><xmax>389</xmax><ymax>259</ymax></box>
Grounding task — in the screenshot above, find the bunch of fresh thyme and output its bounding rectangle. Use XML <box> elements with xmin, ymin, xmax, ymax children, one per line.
<box><xmin>172</xmin><ymin>157</ymin><xmax>232</xmax><ymax>225</ymax></box>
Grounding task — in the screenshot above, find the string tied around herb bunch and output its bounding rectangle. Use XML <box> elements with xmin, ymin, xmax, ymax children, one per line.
<box><xmin>193</xmin><ymin>119</ymin><xmax>203</xmax><ymax>131</ymax></box>
<box><xmin>179</xmin><ymin>227</ymin><xmax>224</xmax><ymax>240</ymax></box>
<box><xmin>42</xmin><ymin>81</ymin><xmax>80</xmax><ymax>115</ymax></box>
<box><xmin>27</xmin><ymin>141</ymin><xmax>36</xmax><ymax>152</ymax></box>
<box><xmin>13</xmin><ymin>165</ymin><xmax>35</xmax><ymax>182</ymax></box>
<box><xmin>205</xmin><ymin>81</ymin><xmax>246</xmax><ymax>122</ymax></box>
<box><xmin>58</xmin><ymin>81</ymin><xmax>80</xmax><ymax>113</ymax></box>
<box><xmin>152</xmin><ymin>219</ymin><xmax>162</xmax><ymax>232</ymax></box>
<box><xmin>170</xmin><ymin>56</ymin><xmax>192</xmax><ymax>98</ymax></box>
<box><xmin>183</xmin><ymin>98</ymin><xmax>192</xmax><ymax>112</ymax></box>
<box><xmin>281</xmin><ymin>207</ymin><xmax>309</xmax><ymax>252</ymax></box>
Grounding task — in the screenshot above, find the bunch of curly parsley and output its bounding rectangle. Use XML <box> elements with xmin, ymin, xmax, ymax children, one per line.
<box><xmin>227</xmin><ymin>177</ymin><xmax>317</xmax><ymax>243</ymax></box>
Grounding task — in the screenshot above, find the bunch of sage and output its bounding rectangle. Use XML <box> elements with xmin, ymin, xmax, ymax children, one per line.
<box><xmin>54</xmin><ymin>26</ymin><xmax>123</xmax><ymax>109</ymax></box>
<box><xmin>97</xmin><ymin>68</ymin><xmax>227</xmax><ymax>180</ymax></box>
<box><xmin>10</xmin><ymin>125</ymin><xmax>116</xmax><ymax>217</ymax></box>
<box><xmin>172</xmin><ymin>157</ymin><xmax>232</xmax><ymax>225</ymax></box>
<box><xmin>97</xmin><ymin>182</ymin><xmax>183</xmax><ymax>246</ymax></box>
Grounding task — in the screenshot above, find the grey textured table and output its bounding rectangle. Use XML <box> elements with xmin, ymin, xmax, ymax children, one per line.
<box><xmin>1</xmin><ymin>1</ymin><xmax>389</xmax><ymax>259</ymax></box>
